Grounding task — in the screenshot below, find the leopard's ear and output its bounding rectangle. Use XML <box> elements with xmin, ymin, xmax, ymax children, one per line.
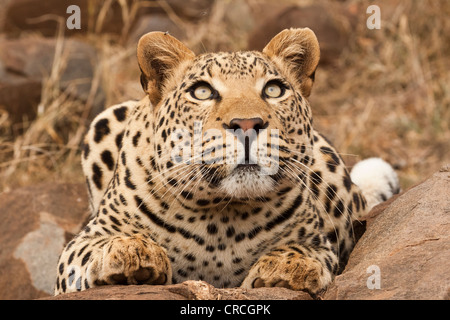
<box><xmin>263</xmin><ymin>28</ymin><xmax>320</xmax><ymax>97</ymax></box>
<box><xmin>137</xmin><ymin>32</ymin><xmax>195</xmax><ymax>105</ymax></box>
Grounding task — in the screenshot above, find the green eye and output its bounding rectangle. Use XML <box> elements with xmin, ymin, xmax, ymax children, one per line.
<box><xmin>191</xmin><ymin>85</ymin><xmax>213</xmax><ymax>100</ymax></box>
<box><xmin>263</xmin><ymin>81</ymin><xmax>285</xmax><ymax>98</ymax></box>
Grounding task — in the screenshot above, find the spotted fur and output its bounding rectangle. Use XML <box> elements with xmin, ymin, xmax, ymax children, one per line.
<box><xmin>54</xmin><ymin>29</ymin><xmax>398</xmax><ymax>296</ymax></box>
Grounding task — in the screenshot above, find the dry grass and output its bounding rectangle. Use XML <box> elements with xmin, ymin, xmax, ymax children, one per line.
<box><xmin>0</xmin><ymin>0</ymin><xmax>448</xmax><ymax>193</ymax></box>
<box><xmin>311</xmin><ymin>0</ymin><xmax>450</xmax><ymax>188</ymax></box>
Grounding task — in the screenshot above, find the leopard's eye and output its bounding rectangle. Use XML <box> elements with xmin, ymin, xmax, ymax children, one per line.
<box><xmin>263</xmin><ymin>81</ymin><xmax>285</xmax><ymax>98</ymax></box>
<box><xmin>191</xmin><ymin>84</ymin><xmax>213</xmax><ymax>100</ymax></box>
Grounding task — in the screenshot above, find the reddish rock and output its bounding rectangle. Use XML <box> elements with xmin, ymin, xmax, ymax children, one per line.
<box><xmin>164</xmin><ymin>0</ymin><xmax>214</xmax><ymax>21</ymax></box>
<box><xmin>127</xmin><ymin>14</ymin><xmax>186</xmax><ymax>46</ymax></box>
<box><xmin>247</xmin><ymin>3</ymin><xmax>357</xmax><ymax>66</ymax></box>
<box><xmin>325</xmin><ymin>164</ymin><xmax>450</xmax><ymax>300</ymax></box>
<box><xmin>45</xmin><ymin>280</ymin><xmax>313</xmax><ymax>300</ymax></box>
<box><xmin>1</xmin><ymin>0</ymin><xmax>213</xmax><ymax>38</ymax></box>
<box><xmin>0</xmin><ymin>36</ymin><xmax>104</xmax><ymax>127</ymax></box>
<box><xmin>0</xmin><ymin>183</ymin><xmax>89</xmax><ymax>299</ymax></box>
<box><xmin>1</xmin><ymin>0</ymin><xmax>123</xmax><ymax>37</ymax></box>
<box><xmin>0</xmin><ymin>75</ymin><xmax>42</xmax><ymax>127</ymax></box>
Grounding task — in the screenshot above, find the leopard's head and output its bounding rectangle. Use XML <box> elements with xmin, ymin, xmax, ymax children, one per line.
<box><xmin>138</xmin><ymin>28</ymin><xmax>320</xmax><ymax>207</ymax></box>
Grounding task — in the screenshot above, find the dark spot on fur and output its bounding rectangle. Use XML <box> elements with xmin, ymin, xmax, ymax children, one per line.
<box><xmin>343</xmin><ymin>172</ymin><xmax>352</xmax><ymax>192</ymax></box>
<box><xmin>132</xmin><ymin>131</ymin><xmax>142</xmax><ymax>147</ymax></box>
<box><xmin>207</xmin><ymin>223</ymin><xmax>218</xmax><ymax>234</ymax></box>
<box><xmin>92</xmin><ymin>163</ymin><xmax>103</xmax><ymax>189</ymax></box>
<box><xmin>100</xmin><ymin>150</ymin><xmax>115</xmax><ymax>171</ymax></box>
<box><xmin>94</xmin><ymin>119</ymin><xmax>110</xmax><ymax>143</ymax></box>
<box><xmin>113</xmin><ymin>106</ymin><xmax>128</xmax><ymax>122</ymax></box>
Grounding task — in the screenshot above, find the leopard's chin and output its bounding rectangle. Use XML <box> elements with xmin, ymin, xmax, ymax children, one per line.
<box><xmin>219</xmin><ymin>164</ymin><xmax>275</xmax><ymax>199</ymax></box>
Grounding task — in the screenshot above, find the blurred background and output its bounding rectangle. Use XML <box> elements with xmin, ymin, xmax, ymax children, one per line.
<box><xmin>0</xmin><ymin>0</ymin><xmax>449</xmax><ymax>193</ymax></box>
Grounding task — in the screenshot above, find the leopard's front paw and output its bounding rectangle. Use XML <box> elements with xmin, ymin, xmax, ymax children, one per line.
<box><xmin>88</xmin><ymin>235</ymin><xmax>172</xmax><ymax>286</ymax></box>
<box><xmin>241</xmin><ymin>246</ymin><xmax>333</xmax><ymax>296</ymax></box>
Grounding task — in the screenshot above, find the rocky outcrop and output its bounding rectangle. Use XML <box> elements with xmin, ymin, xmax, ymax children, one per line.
<box><xmin>324</xmin><ymin>164</ymin><xmax>450</xmax><ymax>300</ymax></box>
<box><xmin>0</xmin><ymin>183</ymin><xmax>89</xmax><ymax>299</ymax></box>
<box><xmin>247</xmin><ymin>3</ymin><xmax>359</xmax><ymax>66</ymax></box>
<box><xmin>46</xmin><ymin>280</ymin><xmax>312</xmax><ymax>300</ymax></box>
<box><xmin>0</xmin><ymin>0</ymin><xmax>213</xmax><ymax>38</ymax></box>
<box><xmin>0</xmin><ymin>37</ymin><xmax>105</xmax><ymax>127</ymax></box>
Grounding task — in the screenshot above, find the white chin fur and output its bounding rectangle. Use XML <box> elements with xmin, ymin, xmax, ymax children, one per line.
<box><xmin>350</xmin><ymin>157</ymin><xmax>400</xmax><ymax>210</ymax></box>
<box><xmin>220</xmin><ymin>170</ymin><xmax>274</xmax><ymax>199</ymax></box>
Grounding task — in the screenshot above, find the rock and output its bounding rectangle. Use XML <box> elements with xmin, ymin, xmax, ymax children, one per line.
<box><xmin>1</xmin><ymin>0</ymin><xmax>213</xmax><ymax>38</ymax></box>
<box><xmin>247</xmin><ymin>3</ymin><xmax>356</xmax><ymax>66</ymax></box>
<box><xmin>0</xmin><ymin>72</ymin><xmax>42</xmax><ymax>126</ymax></box>
<box><xmin>324</xmin><ymin>164</ymin><xmax>450</xmax><ymax>300</ymax></box>
<box><xmin>0</xmin><ymin>183</ymin><xmax>89</xmax><ymax>299</ymax></box>
<box><xmin>164</xmin><ymin>0</ymin><xmax>214</xmax><ymax>21</ymax></box>
<box><xmin>223</xmin><ymin>0</ymin><xmax>254</xmax><ymax>36</ymax></box>
<box><xmin>44</xmin><ymin>280</ymin><xmax>313</xmax><ymax>300</ymax></box>
<box><xmin>0</xmin><ymin>36</ymin><xmax>105</xmax><ymax>127</ymax></box>
<box><xmin>127</xmin><ymin>14</ymin><xmax>186</xmax><ymax>46</ymax></box>
<box><xmin>1</xmin><ymin>0</ymin><xmax>124</xmax><ymax>37</ymax></box>
<box><xmin>126</xmin><ymin>1</ymin><xmax>214</xmax><ymax>45</ymax></box>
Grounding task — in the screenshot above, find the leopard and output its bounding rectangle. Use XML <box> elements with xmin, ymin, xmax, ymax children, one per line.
<box><xmin>54</xmin><ymin>28</ymin><xmax>399</xmax><ymax>297</ymax></box>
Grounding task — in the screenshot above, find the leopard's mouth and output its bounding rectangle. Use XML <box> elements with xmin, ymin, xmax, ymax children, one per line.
<box><xmin>197</xmin><ymin>158</ymin><xmax>284</xmax><ymax>200</ymax></box>
<box><xmin>218</xmin><ymin>163</ymin><xmax>277</xmax><ymax>199</ymax></box>
<box><xmin>234</xmin><ymin>163</ymin><xmax>260</xmax><ymax>172</ymax></box>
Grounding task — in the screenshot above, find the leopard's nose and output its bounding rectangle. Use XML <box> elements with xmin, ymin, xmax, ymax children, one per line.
<box><xmin>227</xmin><ymin>117</ymin><xmax>268</xmax><ymax>133</ymax></box>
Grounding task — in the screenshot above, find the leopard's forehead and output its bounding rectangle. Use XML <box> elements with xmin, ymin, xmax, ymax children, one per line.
<box><xmin>188</xmin><ymin>51</ymin><xmax>280</xmax><ymax>79</ymax></box>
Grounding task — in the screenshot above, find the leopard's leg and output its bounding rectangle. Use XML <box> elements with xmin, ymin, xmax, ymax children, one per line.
<box><xmin>241</xmin><ymin>241</ymin><xmax>337</xmax><ymax>297</ymax></box>
<box><xmin>54</xmin><ymin>220</ymin><xmax>172</xmax><ymax>295</ymax></box>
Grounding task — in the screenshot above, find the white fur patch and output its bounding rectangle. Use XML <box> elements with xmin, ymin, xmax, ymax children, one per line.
<box><xmin>220</xmin><ymin>167</ymin><xmax>274</xmax><ymax>199</ymax></box>
<box><xmin>350</xmin><ymin>157</ymin><xmax>400</xmax><ymax>210</ymax></box>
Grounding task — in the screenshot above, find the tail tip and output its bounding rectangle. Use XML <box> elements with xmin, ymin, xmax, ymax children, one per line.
<box><xmin>350</xmin><ymin>157</ymin><xmax>400</xmax><ymax>210</ymax></box>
